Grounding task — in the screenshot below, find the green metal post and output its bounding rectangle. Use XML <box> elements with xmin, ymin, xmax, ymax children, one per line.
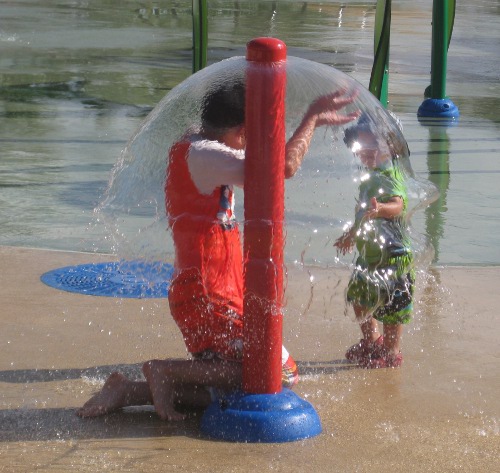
<box><xmin>430</xmin><ymin>0</ymin><xmax>449</xmax><ymax>99</ymax></box>
<box><xmin>192</xmin><ymin>0</ymin><xmax>208</xmax><ymax>73</ymax></box>
<box><xmin>369</xmin><ymin>0</ymin><xmax>391</xmax><ymax>108</ymax></box>
<box><xmin>418</xmin><ymin>0</ymin><xmax>459</xmax><ymax>119</ymax></box>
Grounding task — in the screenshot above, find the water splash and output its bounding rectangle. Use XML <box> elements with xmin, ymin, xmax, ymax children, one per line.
<box><xmin>95</xmin><ymin>56</ymin><xmax>435</xmax><ymax>272</ymax></box>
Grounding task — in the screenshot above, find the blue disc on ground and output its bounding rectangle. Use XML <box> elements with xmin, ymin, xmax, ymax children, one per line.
<box><xmin>40</xmin><ymin>261</ymin><xmax>173</xmax><ymax>298</ymax></box>
<box><xmin>200</xmin><ymin>388</ymin><xmax>322</xmax><ymax>443</ymax></box>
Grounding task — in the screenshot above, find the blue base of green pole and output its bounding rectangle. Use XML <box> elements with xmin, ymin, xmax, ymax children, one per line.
<box><xmin>200</xmin><ymin>388</ymin><xmax>322</xmax><ymax>443</ymax></box>
<box><xmin>418</xmin><ymin>98</ymin><xmax>459</xmax><ymax>119</ymax></box>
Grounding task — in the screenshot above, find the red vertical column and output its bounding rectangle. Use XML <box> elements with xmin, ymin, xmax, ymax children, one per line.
<box><xmin>243</xmin><ymin>38</ymin><xmax>287</xmax><ymax>394</ymax></box>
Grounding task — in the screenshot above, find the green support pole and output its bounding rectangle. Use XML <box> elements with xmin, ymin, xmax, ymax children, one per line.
<box><xmin>192</xmin><ymin>0</ymin><xmax>208</xmax><ymax>73</ymax></box>
<box><xmin>430</xmin><ymin>0</ymin><xmax>448</xmax><ymax>99</ymax></box>
<box><xmin>369</xmin><ymin>0</ymin><xmax>391</xmax><ymax>107</ymax></box>
<box><xmin>418</xmin><ymin>0</ymin><xmax>459</xmax><ymax>119</ymax></box>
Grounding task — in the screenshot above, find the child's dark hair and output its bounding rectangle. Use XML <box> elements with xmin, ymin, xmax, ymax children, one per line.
<box><xmin>343</xmin><ymin>112</ymin><xmax>375</xmax><ymax>148</ymax></box>
<box><xmin>344</xmin><ymin>111</ymin><xmax>409</xmax><ymax>158</ymax></box>
<box><xmin>201</xmin><ymin>81</ymin><xmax>245</xmax><ymax>132</ymax></box>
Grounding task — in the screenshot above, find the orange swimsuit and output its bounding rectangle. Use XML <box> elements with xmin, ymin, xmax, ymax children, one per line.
<box><xmin>166</xmin><ymin>141</ymin><xmax>244</xmax><ymax>359</ymax></box>
<box><xmin>165</xmin><ymin>140</ymin><xmax>298</xmax><ymax>387</ymax></box>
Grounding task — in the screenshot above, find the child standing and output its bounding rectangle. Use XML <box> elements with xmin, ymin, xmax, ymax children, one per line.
<box><xmin>335</xmin><ymin>114</ymin><xmax>414</xmax><ymax>368</ymax></box>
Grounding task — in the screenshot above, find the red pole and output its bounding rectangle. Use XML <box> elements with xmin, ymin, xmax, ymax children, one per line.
<box><xmin>243</xmin><ymin>38</ymin><xmax>287</xmax><ymax>394</ymax></box>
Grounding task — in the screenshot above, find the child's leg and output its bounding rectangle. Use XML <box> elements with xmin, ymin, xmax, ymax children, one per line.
<box><xmin>359</xmin><ymin>267</ymin><xmax>412</xmax><ymax>368</ymax></box>
<box><xmin>346</xmin><ymin>310</ymin><xmax>384</xmax><ymax>362</ymax></box>
<box><xmin>382</xmin><ymin>323</ymin><xmax>403</xmax><ymax>356</ymax></box>
<box><xmin>142</xmin><ymin>358</ymin><xmax>242</xmax><ymax>421</ymax></box>
<box><xmin>359</xmin><ymin>315</ymin><xmax>381</xmax><ymax>342</ymax></box>
<box><xmin>361</xmin><ymin>323</ymin><xmax>404</xmax><ymax>368</ymax></box>
<box><xmin>76</xmin><ymin>372</ymin><xmax>152</xmax><ymax>418</ymax></box>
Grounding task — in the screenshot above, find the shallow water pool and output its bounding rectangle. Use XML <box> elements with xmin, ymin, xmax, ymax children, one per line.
<box><xmin>1</xmin><ymin>0</ymin><xmax>499</xmax><ymax>265</ymax></box>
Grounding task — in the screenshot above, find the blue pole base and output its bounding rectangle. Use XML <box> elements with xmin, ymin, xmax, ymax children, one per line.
<box><xmin>200</xmin><ymin>388</ymin><xmax>322</xmax><ymax>443</ymax></box>
<box><xmin>417</xmin><ymin>98</ymin><xmax>459</xmax><ymax>120</ymax></box>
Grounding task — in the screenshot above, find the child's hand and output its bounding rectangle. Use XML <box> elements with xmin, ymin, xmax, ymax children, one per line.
<box><xmin>363</xmin><ymin>197</ymin><xmax>380</xmax><ymax>220</ymax></box>
<box><xmin>307</xmin><ymin>89</ymin><xmax>361</xmax><ymax>127</ymax></box>
<box><xmin>334</xmin><ymin>230</ymin><xmax>355</xmax><ymax>256</ymax></box>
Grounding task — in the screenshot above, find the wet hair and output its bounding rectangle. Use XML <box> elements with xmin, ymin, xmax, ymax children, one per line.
<box><xmin>343</xmin><ymin>112</ymin><xmax>376</xmax><ymax>148</ymax></box>
<box><xmin>201</xmin><ymin>81</ymin><xmax>245</xmax><ymax>132</ymax></box>
<box><xmin>343</xmin><ymin>112</ymin><xmax>409</xmax><ymax>158</ymax></box>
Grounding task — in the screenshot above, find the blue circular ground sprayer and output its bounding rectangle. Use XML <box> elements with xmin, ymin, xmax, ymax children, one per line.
<box><xmin>40</xmin><ymin>260</ymin><xmax>173</xmax><ymax>298</ymax></box>
<box><xmin>201</xmin><ymin>389</ymin><xmax>322</xmax><ymax>443</ymax></box>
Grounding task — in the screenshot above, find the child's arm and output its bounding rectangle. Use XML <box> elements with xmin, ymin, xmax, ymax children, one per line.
<box><xmin>284</xmin><ymin>90</ymin><xmax>360</xmax><ymax>178</ymax></box>
<box><xmin>363</xmin><ymin>196</ymin><xmax>403</xmax><ymax>221</ymax></box>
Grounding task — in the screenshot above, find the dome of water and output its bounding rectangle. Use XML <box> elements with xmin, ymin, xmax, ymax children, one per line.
<box><xmin>97</xmin><ymin>55</ymin><xmax>437</xmax><ymax>268</ymax></box>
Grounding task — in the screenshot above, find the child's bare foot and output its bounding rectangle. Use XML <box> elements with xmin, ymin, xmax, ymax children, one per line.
<box><xmin>163</xmin><ymin>408</ymin><xmax>187</xmax><ymax>422</ymax></box>
<box><xmin>362</xmin><ymin>351</ymin><xmax>403</xmax><ymax>369</ymax></box>
<box><xmin>143</xmin><ymin>360</ymin><xmax>186</xmax><ymax>421</ymax></box>
<box><xmin>76</xmin><ymin>372</ymin><xmax>131</xmax><ymax>418</ymax></box>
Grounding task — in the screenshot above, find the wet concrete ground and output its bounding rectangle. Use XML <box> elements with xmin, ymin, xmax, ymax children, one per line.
<box><xmin>1</xmin><ymin>246</ymin><xmax>498</xmax><ymax>472</ymax></box>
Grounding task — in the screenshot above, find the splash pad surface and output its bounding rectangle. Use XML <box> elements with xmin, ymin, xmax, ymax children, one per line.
<box><xmin>2</xmin><ymin>246</ymin><xmax>500</xmax><ymax>471</ymax></box>
<box><xmin>2</xmin><ymin>0</ymin><xmax>500</xmax><ymax>468</ymax></box>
